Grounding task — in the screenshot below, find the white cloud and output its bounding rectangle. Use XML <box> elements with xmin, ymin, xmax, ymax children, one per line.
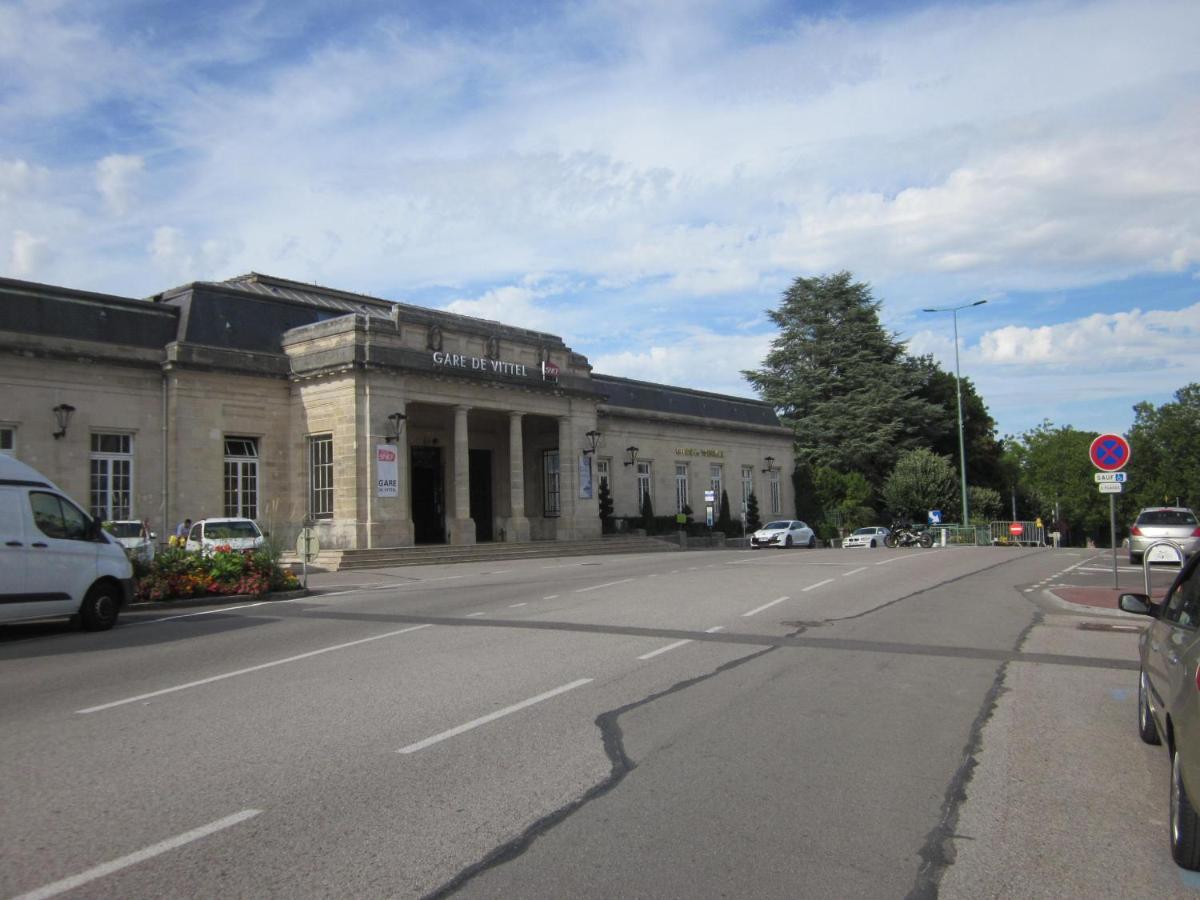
<box><xmin>96</xmin><ymin>154</ymin><xmax>143</xmax><ymax>215</ymax></box>
<box><xmin>976</xmin><ymin>304</ymin><xmax>1200</xmax><ymax>371</ymax></box>
<box><xmin>590</xmin><ymin>329</ymin><xmax>771</xmax><ymax>396</ymax></box>
<box><xmin>9</xmin><ymin>230</ymin><xmax>49</xmax><ymax>275</ymax></box>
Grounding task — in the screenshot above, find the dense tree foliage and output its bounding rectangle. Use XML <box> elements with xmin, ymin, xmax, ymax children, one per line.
<box><xmin>1127</xmin><ymin>384</ymin><xmax>1200</xmax><ymax>511</ymax></box>
<box><xmin>881</xmin><ymin>449</ymin><xmax>958</xmax><ymax>520</ymax></box>
<box><xmin>743</xmin><ymin>272</ymin><xmax>944</xmax><ymax>486</ymax></box>
<box><xmin>1002</xmin><ymin>422</ymin><xmax>1123</xmax><ymax>544</ymax></box>
<box><xmin>909</xmin><ymin>354</ymin><xmax>1007</xmax><ymax>493</ymax></box>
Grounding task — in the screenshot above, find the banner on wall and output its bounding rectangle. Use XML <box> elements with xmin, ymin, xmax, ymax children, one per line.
<box><xmin>578</xmin><ymin>453</ymin><xmax>593</xmax><ymax>499</ymax></box>
<box><xmin>376</xmin><ymin>444</ymin><xmax>398</xmax><ymax>498</ymax></box>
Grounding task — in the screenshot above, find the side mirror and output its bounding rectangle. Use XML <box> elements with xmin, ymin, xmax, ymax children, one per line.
<box><xmin>1118</xmin><ymin>593</ymin><xmax>1156</xmax><ymax>617</ymax></box>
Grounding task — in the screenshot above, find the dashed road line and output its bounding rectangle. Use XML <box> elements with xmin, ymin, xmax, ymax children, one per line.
<box><xmin>397</xmin><ymin>678</ymin><xmax>593</xmax><ymax>754</ymax></box>
<box><xmin>10</xmin><ymin>809</ymin><xmax>262</xmax><ymax>900</ymax></box>
<box><xmin>802</xmin><ymin>578</ymin><xmax>835</xmax><ymax>592</ymax></box>
<box><xmin>742</xmin><ymin>596</ymin><xmax>790</xmax><ymax>617</ymax></box>
<box><xmin>843</xmin><ymin>567</ymin><xmax>867</xmax><ymax>577</ymax></box>
<box><xmin>574</xmin><ymin>579</ymin><xmax>634</xmax><ymax>594</ymax></box>
<box><xmin>77</xmin><ymin>624</ymin><xmax>435</xmax><ymax>714</ymax></box>
<box><xmin>636</xmin><ymin>626</ymin><xmax>725</xmax><ymax>660</ymax></box>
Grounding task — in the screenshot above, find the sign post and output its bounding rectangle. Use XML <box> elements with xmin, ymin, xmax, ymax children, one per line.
<box><xmin>296</xmin><ymin>526</ymin><xmax>320</xmax><ymax>590</ymax></box>
<box><xmin>1089</xmin><ymin>433</ymin><xmax>1131</xmax><ymax>588</ymax></box>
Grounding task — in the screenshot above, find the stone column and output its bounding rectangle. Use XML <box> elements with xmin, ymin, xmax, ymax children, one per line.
<box><xmin>450</xmin><ymin>404</ymin><xmax>476</xmax><ymax>545</ymax></box>
<box><xmin>557</xmin><ymin>415</ymin><xmax>576</xmax><ymax>540</ymax></box>
<box><xmin>507</xmin><ymin>412</ymin><xmax>530</xmax><ymax>542</ymax></box>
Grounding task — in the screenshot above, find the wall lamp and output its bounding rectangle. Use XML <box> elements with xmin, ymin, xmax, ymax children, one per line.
<box><xmin>623</xmin><ymin>446</ymin><xmax>639</xmax><ymax>467</ymax></box>
<box><xmin>761</xmin><ymin>455</ymin><xmax>777</xmax><ymax>474</ymax></box>
<box><xmin>385</xmin><ymin>411</ymin><xmax>407</xmax><ymax>444</ymax></box>
<box><xmin>582</xmin><ymin>430</ymin><xmax>602</xmax><ymax>455</ymax></box>
<box><xmin>52</xmin><ymin>403</ymin><xmax>75</xmax><ymax>440</ymax></box>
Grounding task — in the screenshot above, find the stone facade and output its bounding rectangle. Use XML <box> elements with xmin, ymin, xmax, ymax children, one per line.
<box><xmin>0</xmin><ymin>273</ymin><xmax>796</xmax><ymax>550</ymax></box>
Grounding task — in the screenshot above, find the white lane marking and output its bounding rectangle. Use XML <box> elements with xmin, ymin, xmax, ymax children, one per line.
<box><xmin>742</xmin><ymin>596</ymin><xmax>789</xmax><ymax>617</ymax></box>
<box><xmin>508</xmin><ymin>602</ymin><xmax>528</xmax><ymax>608</ymax></box>
<box><xmin>77</xmin><ymin>625</ymin><xmax>434</xmax><ymax>714</ymax></box>
<box><xmin>130</xmin><ymin>601</ymin><xmax>272</xmax><ymax>625</ymax></box>
<box><xmin>638</xmin><ymin>639</ymin><xmax>692</xmax><ymax>660</ymax></box>
<box><xmin>397</xmin><ymin>678</ymin><xmax>593</xmax><ymax>754</ymax></box>
<box><xmin>542</xmin><ymin>595</ymin><xmax>559</xmax><ymax>601</ymax></box>
<box><xmin>11</xmin><ymin>809</ymin><xmax>262</xmax><ymax>900</ymax></box>
<box><xmin>843</xmin><ymin>567</ymin><xmax>867</xmax><ymax>577</ymax></box>
<box><xmin>802</xmin><ymin>578</ymin><xmax>835</xmax><ymax>592</ymax></box>
<box><xmin>649</xmin><ymin>573</ymin><xmax>660</xmax><ymax>578</ymax></box>
<box><xmin>574</xmin><ymin>578</ymin><xmax>633</xmax><ymax>594</ymax></box>
<box><xmin>465</xmin><ymin>612</ymin><xmax>486</xmax><ymax>618</ymax></box>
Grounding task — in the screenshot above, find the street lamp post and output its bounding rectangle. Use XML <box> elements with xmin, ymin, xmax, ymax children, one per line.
<box><xmin>922</xmin><ymin>299</ymin><xmax>987</xmax><ymax>528</ymax></box>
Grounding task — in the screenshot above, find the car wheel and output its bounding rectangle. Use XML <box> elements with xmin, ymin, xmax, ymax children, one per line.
<box><xmin>1172</xmin><ymin>748</ymin><xmax>1200</xmax><ymax>869</ymax></box>
<box><xmin>807</xmin><ymin>535</ymin><xmax>816</xmax><ymax>548</ymax></box>
<box><xmin>1138</xmin><ymin>671</ymin><xmax>1161</xmax><ymax>745</ymax></box>
<box><xmin>869</xmin><ymin>539</ymin><xmax>876</xmax><ymax>548</ymax></box>
<box><xmin>785</xmin><ymin>535</ymin><xmax>793</xmax><ymax>548</ymax></box>
<box><xmin>79</xmin><ymin>582</ymin><xmax>120</xmax><ymax>631</ymax></box>
<box><xmin>1130</xmin><ymin>553</ymin><xmax>1142</xmax><ymax>566</ymax></box>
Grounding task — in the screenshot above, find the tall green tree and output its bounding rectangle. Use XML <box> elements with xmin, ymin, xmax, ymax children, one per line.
<box><xmin>881</xmin><ymin>448</ymin><xmax>958</xmax><ymax>520</ymax></box>
<box><xmin>743</xmin><ymin>272</ymin><xmax>943</xmax><ymax>486</ymax></box>
<box><xmin>909</xmin><ymin>354</ymin><xmax>1006</xmax><ymax>493</ymax></box>
<box><xmin>1127</xmin><ymin>384</ymin><xmax>1200</xmax><ymax>510</ymax></box>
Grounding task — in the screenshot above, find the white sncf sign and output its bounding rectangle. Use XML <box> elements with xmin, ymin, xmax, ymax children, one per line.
<box><xmin>376</xmin><ymin>444</ymin><xmax>398</xmax><ymax>498</ymax></box>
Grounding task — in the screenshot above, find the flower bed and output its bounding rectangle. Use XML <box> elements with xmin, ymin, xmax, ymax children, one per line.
<box><xmin>134</xmin><ymin>545</ymin><xmax>299</xmax><ymax>602</ymax></box>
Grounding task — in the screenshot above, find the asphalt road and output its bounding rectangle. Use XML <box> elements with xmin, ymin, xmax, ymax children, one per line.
<box><xmin>1</xmin><ymin>545</ymin><xmax>1195</xmax><ymax>898</ymax></box>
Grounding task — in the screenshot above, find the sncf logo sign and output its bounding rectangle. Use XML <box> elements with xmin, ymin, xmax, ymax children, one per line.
<box><xmin>377</xmin><ymin>447</ymin><xmax>397</xmax><ymax>463</ymax></box>
<box><xmin>542</xmin><ymin>360</ymin><xmax>560</xmax><ymax>382</ymax></box>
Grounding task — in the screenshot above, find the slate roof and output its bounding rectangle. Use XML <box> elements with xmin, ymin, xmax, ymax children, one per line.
<box><xmin>593</xmin><ymin>373</ymin><xmax>783</xmax><ymax>428</ymax></box>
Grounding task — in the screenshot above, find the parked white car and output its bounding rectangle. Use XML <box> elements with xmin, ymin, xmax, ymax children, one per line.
<box><xmin>185</xmin><ymin>518</ymin><xmax>265</xmax><ymax>553</ymax></box>
<box><xmin>107</xmin><ymin>520</ymin><xmax>156</xmax><ymax>562</ymax></box>
<box><xmin>842</xmin><ymin>526</ymin><xmax>890</xmax><ymax>549</ymax></box>
<box><xmin>0</xmin><ymin>454</ymin><xmax>132</xmax><ymax>630</ymax></box>
<box><xmin>750</xmin><ymin>520</ymin><xmax>816</xmax><ymax>549</ymax></box>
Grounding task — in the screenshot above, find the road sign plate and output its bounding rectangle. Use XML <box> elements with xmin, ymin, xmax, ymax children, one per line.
<box><xmin>1098</xmin><ymin>482</ymin><xmax>1123</xmax><ymax>494</ymax></box>
<box><xmin>1009</xmin><ymin>523</ymin><xmax>1023</xmax><ymax>535</ymax></box>
<box><xmin>1089</xmin><ymin>433</ymin><xmax>1130</xmax><ymax>472</ymax></box>
<box><xmin>1094</xmin><ymin>472</ymin><xmax>1127</xmax><ymax>483</ymax></box>
<box><xmin>296</xmin><ymin>527</ymin><xmax>320</xmax><ymax>562</ymax></box>
<box><xmin>1147</xmin><ymin>543</ymin><xmax>1184</xmax><ymax>564</ymax></box>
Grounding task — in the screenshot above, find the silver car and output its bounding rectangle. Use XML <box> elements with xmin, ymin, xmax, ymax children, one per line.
<box><xmin>750</xmin><ymin>520</ymin><xmax>816</xmax><ymax>549</ymax></box>
<box><xmin>1130</xmin><ymin>507</ymin><xmax>1200</xmax><ymax>564</ymax></box>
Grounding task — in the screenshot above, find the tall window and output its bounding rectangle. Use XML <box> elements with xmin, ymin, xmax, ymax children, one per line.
<box><xmin>741</xmin><ymin>465</ymin><xmax>754</xmax><ymax>512</ymax></box>
<box><xmin>769</xmin><ymin>471</ymin><xmax>782</xmax><ymax>515</ymax></box>
<box><xmin>596</xmin><ymin>458</ymin><xmax>611</xmax><ymax>492</ymax></box>
<box><xmin>637</xmin><ymin>461</ymin><xmax>652</xmax><ymax>511</ymax></box>
<box><xmin>0</xmin><ymin>425</ymin><xmax>13</xmax><ymax>454</ymax></box>
<box><xmin>710</xmin><ymin>464</ymin><xmax>723</xmax><ymax>506</ymax></box>
<box><xmin>224</xmin><ymin>436</ymin><xmax>259</xmax><ymax>518</ymax></box>
<box><xmin>675</xmin><ymin>463</ymin><xmax>689</xmax><ymax>513</ymax></box>
<box><xmin>543</xmin><ymin>450</ymin><xmax>561</xmax><ymax>516</ymax></box>
<box><xmin>309</xmin><ymin>434</ymin><xmax>333</xmax><ymax>519</ymax></box>
<box><xmin>90</xmin><ymin>433</ymin><xmax>132</xmax><ymax>520</ymax></box>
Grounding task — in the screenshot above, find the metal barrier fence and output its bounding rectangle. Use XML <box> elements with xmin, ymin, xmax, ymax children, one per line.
<box><xmin>925</xmin><ymin>523</ymin><xmax>1046</xmax><ymax>546</ymax></box>
<box><xmin>928</xmin><ymin>525</ymin><xmax>992</xmax><ymax>546</ymax></box>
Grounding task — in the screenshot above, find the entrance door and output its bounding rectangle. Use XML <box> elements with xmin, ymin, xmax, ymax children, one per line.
<box><xmin>411</xmin><ymin>446</ymin><xmax>445</xmax><ymax>544</ymax></box>
<box><xmin>469</xmin><ymin>449</ymin><xmax>493</xmax><ymax>542</ymax></box>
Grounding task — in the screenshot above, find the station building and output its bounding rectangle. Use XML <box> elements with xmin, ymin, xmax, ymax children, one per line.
<box><xmin>0</xmin><ymin>273</ymin><xmax>795</xmax><ymax>551</ymax></box>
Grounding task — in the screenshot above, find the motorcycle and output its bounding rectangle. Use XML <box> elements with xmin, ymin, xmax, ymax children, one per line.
<box><xmin>885</xmin><ymin>521</ymin><xmax>933</xmax><ymax>549</ymax></box>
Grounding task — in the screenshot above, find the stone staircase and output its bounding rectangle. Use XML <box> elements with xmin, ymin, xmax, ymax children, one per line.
<box><xmin>282</xmin><ymin>534</ymin><xmax>684</xmax><ymax>572</ymax></box>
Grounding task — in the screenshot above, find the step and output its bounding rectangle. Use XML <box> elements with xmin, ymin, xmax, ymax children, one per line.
<box><xmin>282</xmin><ymin>536</ymin><xmax>682</xmax><ymax>572</ymax></box>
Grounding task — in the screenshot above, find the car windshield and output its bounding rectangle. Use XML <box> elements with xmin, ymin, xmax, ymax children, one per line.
<box><xmin>852</xmin><ymin>528</ymin><xmax>876</xmax><ymax>535</ymax></box>
<box><xmin>1138</xmin><ymin>510</ymin><xmax>1197</xmax><ymax>527</ymax></box>
<box><xmin>205</xmin><ymin>521</ymin><xmax>260</xmax><ymax>540</ymax></box>
<box><xmin>764</xmin><ymin>521</ymin><xmax>791</xmax><ymax>530</ymax></box>
<box><xmin>108</xmin><ymin>522</ymin><xmax>144</xmax><ymax>537</ymax></box>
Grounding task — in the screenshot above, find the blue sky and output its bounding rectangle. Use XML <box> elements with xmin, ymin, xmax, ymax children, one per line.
<box><xmin>2</xmin><ymin>0</ymin><xmax>1198</xmax><ymax>440</ymax></box>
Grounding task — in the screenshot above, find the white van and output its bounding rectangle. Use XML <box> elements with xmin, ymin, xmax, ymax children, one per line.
<box><xmin>0</xmin><ymin>455</ymin><xmax>133</xmax><ymax>630</ymax></box>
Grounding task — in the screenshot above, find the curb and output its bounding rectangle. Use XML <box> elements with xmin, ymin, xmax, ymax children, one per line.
<box><xmin>127</xmin><ymin>588</ymin><xmax>310</xmax><ymax>612</ymax></box>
